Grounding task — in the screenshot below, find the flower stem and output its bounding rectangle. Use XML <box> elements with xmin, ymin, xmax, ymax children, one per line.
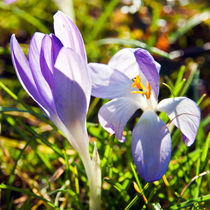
<box><xmin>80</xmin><ymin>144</ymin><xmax>101</xmax><ymax>210</ymax></box>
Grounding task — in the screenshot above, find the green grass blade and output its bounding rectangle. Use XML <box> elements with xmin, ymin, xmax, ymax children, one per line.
<box><xmin>162</xmin><ymin>82</ymin><xmax>175</xmax><ymax>97</ymax></box>
<box><xmin>87</xmin><ymin>97</ymin><xmax>100</xmax><ymax>119</ymax></box>
<box><xmin>11</xmin><ymin>6</ymin><xmax>49</xmax><ymax>33</ymax></box>
<box><xmin>0</xmin><ymin>3</ymin><xmax>49</xmax><ymax>33</ymax></box>
<box><xmin>170</xmin><ymin>194</ymin><xmax>210</xmax><ymax>209</ymax></box>
<box><xmin>0</xmin><ymin>184</ymin><xmax>58</xmax><ymax>209</ymax></box>
<box><xmin>0</xmin><ymin>81</ymin><xmax>18</xmax><ymax>100</ymax></box>
<box><xmin>101</xmin><ymin>135</ymin><xmax>115</xmax><ymax>177</ymax></box>
<box><xmin>169</xmin><ymin>11</ymin><xmax>210</xmax><ymax>44</ymax></box>
<box><xmin>180</xmin><ymin>64</ymin><xmax>197</xmax><ymax>96</ymax></box>
<box><xmin>174</xmin><ymin>66</ymin><xmax>186</xmax><ymax>87</ymax></box>
<box><xmin>6</xmin><ymin>117</ymin><xmax>53</xmax><ymax>171</ymax></box>
<box><xmin>18</xmin><ymin>119</ymin><xmax>64</xmax><ymax>158</ymax></box>
<box><xmin>124</xmin><ymin>195</ymin><xmax>139</xmax><ymax>210</ymax></box>
<box><xmin>0</xmin><ymin>106</ymin><xmax>46</xmax><ymax>119</ymax></box>
<box><xmin>64</xmin><ymin>151</ymin><xmax>71</xmax><ymax>186</ymax></box>
<box><xmin>73</xmin><ymin>166</ymin><xmax>80</xmax><ymax>195</ymax></box>
<box><xmin>5</xmin><ymin>128</ymin><xmax>33</xmax><ymax>209</ymax></box>
<box><xmin>49</xmin><ymin>188</ymin><xmax>76</xmax><ymax>197</ymax></box>
<box><xmin>54</xmin><ymin>180</ymin><xmax>71</xmax><ymax>207</ymax></box>
<box><xmin>197</xmin><ymin>94</ymin><xmax>207</xmax><ymax>106</ymax></box>
<box><xmin>97</xmin><ymin>38</ymin><xmax>171</xmax><ymax>59</ymax></box>
<box><xmin>86</xmin><ymin>0</ymin><xmax>120</xmax><ymax>42</ymax></box>
<box><xmin>201</xmin><ymin>133</ymin><xmax>210</xmax><ymax>164</ymax></box>
<box><xmin>0</xmin><ymin>81</ymin><xmax>55</xmax><ymax>127</ymax></box>
<box><xmin>130</xmin><ymin>162</ymin><xmax>141</xmax><ymax>190</ymax></box>
<box><xmin>173</xmin><ymin>66</ymin><xmax>187</xmax><ymax>97</ymax></box>
<box><xmin>147</xmin><ymin>2</ymin><xmax>160</xmax><ymax>47</ymax></box>
<box><xmin>7</xmin><ymin>139</ymin><xmax>32</xmax><ymax>185</ymax></box>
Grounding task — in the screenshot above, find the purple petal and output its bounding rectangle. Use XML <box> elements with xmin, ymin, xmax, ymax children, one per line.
<box><xmin>10</xmin><ymin>34</ymin><xmax>49</xmax><ymax>115</ymax></box>
<box><xmin>54</xmin><ymin>47</ymin><xmax>91</xmax><ymax>140</ymax></box>
<box><xmin>132</xmin><ymin>111</ymin><xmax>171</xmax><ymax>182</ymax></box>
<box><xmin>40</xmin><ymin>34</ymin><xmax>63</xmax><ymax>89</ymax></box>
<box><xmin>28</xmin><ymin>33</ymin><xmax>55</xmax><ymax>113</ymax></box>
<box><xmin>98</xmin><ymin>97</ymin><xmax>139</xmax><ymax>142</ymax></box>
<box><xmin>157</xmin><ymin>97</ymin><xmax>201</xmax><ymax>146</ymax></box>
<box><xmin>108</xmin><ymin>48</ymin><xmax>141</xmax><ymax>80</ymax></box>
<box><xmin>88</xmin><ymin>63</ymin><xmax>132</xmax><ymax>99</ymax></box>
<box><xmin>134</xmin><ymin>48</ymin><xmax>160</xmax><ymax>98</ymax></box>
<box><xmin>53</xmin><ymin>11</ymin><xmax>87</xmax><ymax>62</ymax></box>
<box><xmin>4</xmin><ymin>0</ymin><xmax>16</xmax><ymax>4</ymax></box>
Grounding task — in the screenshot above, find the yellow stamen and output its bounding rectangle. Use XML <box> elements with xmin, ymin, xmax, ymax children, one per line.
<box><xmin>131</xmin><ymin>90</ymin><xmax>145</xmax><ymax>94</ymax></box>
<box><xmin>132</xmin><ymin>75</ymin><xmax>141</xmax><ymax>89</ymax></box>
<box><xmin>131</xmin><ymin>75</ymin><xmax>152</xmax><ymax>99</ymax></box>
<box><xmin>146</xmin><ymin>81</ymin><xmax>151</xmax><ymax>99</ymax></box>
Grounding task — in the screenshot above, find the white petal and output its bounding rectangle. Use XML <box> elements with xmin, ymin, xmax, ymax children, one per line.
<box><xmin>98</xmin><ymin>97</ymin><xmax>139</xmax><ymax>142</ymax></box>
<box><xmin>54</xmin><ymin>47</ymin><xmax>91</xmax><ymax>151</ymax></box>
<box><xmin>88</xmin><ymin>63</ymin><xmax>132</xmax><ymax>99</ymax></box>
<box><xmin>157</xmin><ymin>97</ymin><xmax>201</xmax><ymax>146</ymax></box>
<box><xmin>53</xmin><ymin>11</ymin><xmax>87</xmax><ymax>62</ymax></box>
<box><xmin>108</xmin><ymin>48</ymin><xmax>144</xmax><ymax>80</ymax></box>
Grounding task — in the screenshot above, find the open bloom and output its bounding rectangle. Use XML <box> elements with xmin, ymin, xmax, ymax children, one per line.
<box><xmin>89</xmin><ymin>48</ymin><xmax>200</xmax><ymax>182</ymax></box>
<box><xmin>11</xmin><ymin>11</ymin><xmax>101</xmax><ymax>209</ymax></box>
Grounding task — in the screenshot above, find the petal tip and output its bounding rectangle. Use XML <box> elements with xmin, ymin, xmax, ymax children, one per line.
<box><xmin>54</xmin><ymin>10</ymin><xmax>63</xmax><ymax>18</ymax></box>
<box><xmin>11</xmin><ymin>33</ymin><xmax>15</xmax><ymax>39</ymax></box>
<box><xmin>53</xmin><ymin>10</ymin><xmax>73</xmax><ymax>22</ymax></box>
<box><xmin>10</xmin><ymin>34</ymin><xmax>17</xmax><ymax>46</ymax></box>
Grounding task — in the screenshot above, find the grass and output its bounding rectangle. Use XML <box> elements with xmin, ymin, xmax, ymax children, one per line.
<box><xmin>0</xmin><ymin>0</ymin><xmax>209</xmax><ymax>209</ymax></box>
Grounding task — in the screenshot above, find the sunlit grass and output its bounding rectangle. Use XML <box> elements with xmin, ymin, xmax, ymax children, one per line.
<box><xmin>0</xmin><ymin>0</ymin><xmax>209</xmax><ymax>209</ymax></box>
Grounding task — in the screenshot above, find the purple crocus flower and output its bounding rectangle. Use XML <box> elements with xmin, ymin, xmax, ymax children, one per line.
<box><xmin>10</xmin><ymin>11</ymin><xmax>90</xmax><ymax>160</ymax></box>
<box><xmin>89</xmin><ymin>48</ymin><xmax>200</xmax><ymax>182</ymax></box>
<box><xmin>10</xmin><ymin>12</ymin><xmax>101</xmax><ymax>209</ymax></box>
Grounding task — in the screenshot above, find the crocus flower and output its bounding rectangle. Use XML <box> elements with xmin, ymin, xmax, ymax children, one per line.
<box><xmin>11</xmin><ymin>11</ymin><xmax>101</xmax><ymax>209</ymax></box>
<box><xmin>89</xmin><ymin>48</ymin><xmax>200</xmax><ymax>182</ymax></box>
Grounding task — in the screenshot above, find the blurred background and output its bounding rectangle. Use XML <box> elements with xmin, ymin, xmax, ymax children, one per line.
<box><xmin>1</xmin><ymin>0</ymin><xmax>210</xmax><ymax>118</ymax></box>
<box><xmin>0</xmin><ymin>0</ymin><xmax>209</xmax><ymax>209</ymax></box>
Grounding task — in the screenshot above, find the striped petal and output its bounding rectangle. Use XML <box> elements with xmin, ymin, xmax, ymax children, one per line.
<box><xmin>53</xmin><ymin>11</ymin><xmax>87</xmax><ymax>62</ymax></box>
<box><xmin>134</xmin><ymin>48</ymin><xmax>160</xmax><ymax>98</ymax></box>
<box><xmin>88</xmin><ymin>63</ymin><xmax>132</xmax><ymax>99</ymax></box>
<box><xmin>157</xmin><ymin>97</ymin><xmax>201</xmax><ymax>146</ymax></box>
<box><xmin>40</xmin><ymin>34</ymin><xmax>63</xmax><ymax>89</ymax></box>
<box><xmin>54</xmin><ymin>47</ymin><xmax>91</xmax><ymax>149</ymax></box>
<box><xmin>10</xmin><ymin>34</ymin><xmax>49</xmax><ymax>115</ymax></box>
<box><xmin>108</xmin><ymin>48</ymin><xmax>142</xmax><ymax>80</ymax></box>
<box><xmin>98</xmin><ymin>97</ymin><xmax>139</xmax><ymax>142</ymax></box>
<box><xmin>28</xmin><ymin>32</ymin><xmax>55</xmax><ymax>114</ymax></box>
<box><xmin>132</xmin><ymin>111</ymin><xmax>171</xmax><ymax>182</ymax></box>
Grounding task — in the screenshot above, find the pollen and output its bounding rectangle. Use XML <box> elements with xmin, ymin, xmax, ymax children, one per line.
<box><xmin>131</xmin><ymin>75</ymin><xmax>151</xmax><ymax>99</ymax></box>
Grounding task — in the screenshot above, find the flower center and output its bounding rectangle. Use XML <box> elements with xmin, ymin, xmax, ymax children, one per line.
<box><xmin>131</xmin><ymin>75</ymin><xmax>151</xmax><ymax>99</ymax></box>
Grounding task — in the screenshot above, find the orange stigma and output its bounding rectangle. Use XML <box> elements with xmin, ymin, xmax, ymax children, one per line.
<box><xmin>132</xmin><ymin>75</ymin><xmax>151</xmax><ymax>99</ymax></box>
